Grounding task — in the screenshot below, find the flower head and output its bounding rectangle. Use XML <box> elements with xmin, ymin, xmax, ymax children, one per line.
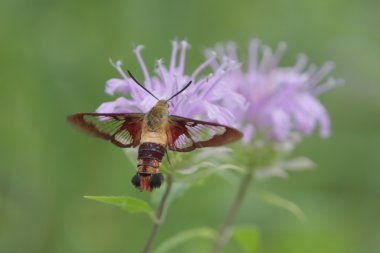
<box><xmin>97</xmin><ymin>41</ymin><xmax>242</xmax><ymax>126</ymax></box>
<box><xmin>206</xmin><ymin>39</ymin><xmax>342</xmax><ymax>143</ymax></box>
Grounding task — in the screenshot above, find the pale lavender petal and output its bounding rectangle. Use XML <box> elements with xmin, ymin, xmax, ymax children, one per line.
<box><xmin>203</xmin><ymin>101</ymin><xmax>235</xmax><ymax>126</ymax></box>
<box><xmin>105</xmin><ymin>78</ymin><xmax>129</xmax><ymax>95</ymax></box>
<box><xmin>96</xmin><ymin>97</ymin><xmax>135</xmax><ymax>113</ymax></box>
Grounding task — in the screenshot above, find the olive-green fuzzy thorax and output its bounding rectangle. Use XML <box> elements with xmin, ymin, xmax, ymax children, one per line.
<box><xmin>146</xmin><ymin>100</ymin><xmax>169</xmax><ymax>131</ymax></box>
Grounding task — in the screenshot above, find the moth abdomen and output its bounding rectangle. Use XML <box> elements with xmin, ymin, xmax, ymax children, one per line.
<box><xmin>135</xmin><ymin>142</ymin><xmax>166</xmax><ymax>191</ymax></box>
<box><xmin>138</xmin><ymin>142</ymin><xmax>166</xmax><ymax>161</ymax></box>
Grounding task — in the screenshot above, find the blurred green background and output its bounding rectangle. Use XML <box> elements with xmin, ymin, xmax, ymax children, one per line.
<box><xmin>1</xmin><ymin>0</ymin><xmax>379</xmax><ymax>252</ymax></box>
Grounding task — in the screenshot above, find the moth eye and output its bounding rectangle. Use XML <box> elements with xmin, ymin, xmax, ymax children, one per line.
<box><xmin>131</xmin><ymin>174</ymin><xmax>140</xmax><ymax>188</ymax></box>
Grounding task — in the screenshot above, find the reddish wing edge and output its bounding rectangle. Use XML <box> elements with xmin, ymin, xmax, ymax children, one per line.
<box><xmin>67</xmin><ymin>113</ymin><xmax>144</xmax><ymax>148</ymax></box>
<box><xmin>166</xmin><ymin>115</ymin><xmax>243</xmax><ymax>152</ymax></box>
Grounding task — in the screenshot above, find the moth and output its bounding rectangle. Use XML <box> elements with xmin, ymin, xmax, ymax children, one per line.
<box><xmin>68</xmin><ymin>71</ymin><xmax>242</xmax><ymax>192</ymax></box>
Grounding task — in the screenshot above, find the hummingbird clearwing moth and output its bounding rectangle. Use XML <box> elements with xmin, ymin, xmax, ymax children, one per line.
<box><xmin>68</xmin><ymin>71</ymin><xmax>242</xmax><ymax>192</ymax></box>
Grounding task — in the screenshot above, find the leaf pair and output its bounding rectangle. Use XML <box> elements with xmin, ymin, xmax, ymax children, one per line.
<box><xmin>84</xmin><ymin>196</ymin><xmax>158</xmax><ymax>223</ymax></box>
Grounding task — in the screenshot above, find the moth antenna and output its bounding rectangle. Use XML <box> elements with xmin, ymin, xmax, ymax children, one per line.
<box><xmin>127</xmin><ymin>70</ymin><xmax>159</xmax><ymax>100</ymax></box>
<box><xmin>167</xmin><ymin>80</ymin><xmax>193</xmax><ymax>101</ymax></box>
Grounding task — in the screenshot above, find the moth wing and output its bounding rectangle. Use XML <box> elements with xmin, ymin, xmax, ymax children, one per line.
<box><xmin>166</xmin><ymin>115</ymin><xmax>242</xmax><ymax>152</ymax></box>
<box><xmin>67</xmin><ymin>113</ymin><xmax>144</xmax><ymax>148</ymax></box>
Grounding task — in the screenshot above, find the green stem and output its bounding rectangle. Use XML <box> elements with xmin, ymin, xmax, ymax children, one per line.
<box><xmin>141</xmin><ymin>174</ymin><xmax>174</xmax><ymax>253</ymax></box>
<box><xmin>210</xmin><ymin>171</ymin><xmax>254</xmax><ymax>253</ymax></box>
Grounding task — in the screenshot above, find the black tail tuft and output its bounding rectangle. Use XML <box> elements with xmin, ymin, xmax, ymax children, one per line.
<box><xmin>131</xmin><ymin>174</ymin><xmax>140</xmax><ymax>188</ymax></box>
<box><xmin>149</xmin><ymin>173</ymin><xmax>164</xmax><ymax>189</ymax></box>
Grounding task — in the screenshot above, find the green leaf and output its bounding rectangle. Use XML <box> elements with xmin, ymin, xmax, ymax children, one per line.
<box><xmin>256</xmin><ymin>191</ymin><xmax>306</xmax><ymax>221</ymax></box>
<box><xmin>233</xmin><ymin>225</ymin><xmax>260</xmax><ymax>253</ymax></box>
<box><xmin>154</xmin><ymin>227</ymin><xmax>216</xmax><ymax>253</ymax></box>
<box><xmin>84</xmin><ymin>196</ymin><xmax>157</xmax><ymax>223</ymax></box>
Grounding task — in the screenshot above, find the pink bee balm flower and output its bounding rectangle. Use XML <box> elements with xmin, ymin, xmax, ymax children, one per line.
<box><xmin>206</xmin><ymin>39</ymin><xmax>342</xmax><ymax>143</ymax></box>
<box><xmin>96</xmin><ymin>41</ymin><xmax>242</xmax><ymax>126</ymax></box>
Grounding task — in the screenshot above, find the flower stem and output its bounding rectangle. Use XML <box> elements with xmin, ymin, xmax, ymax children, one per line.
<box><xmin>141</xmin><ymin>174</ymin><xmax>174</xmax><ymax>253</ymax></box>
<box><xmin>210</xmin><ymin>171</ymin><xmax>254</xmax><ymax>253</ymax></box>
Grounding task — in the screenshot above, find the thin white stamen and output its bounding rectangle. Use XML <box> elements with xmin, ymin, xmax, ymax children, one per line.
<box><xmin>110</xmin><ymin>59</ymin><xmax>145</xmax><ymax>101</ymax></box>
<box><xmin>204</xmin><ymin>50</ymin><xmax>219</xmax><ymax>71</ymax></box>
<box><xmin>189</xmin><ymin>75</ymin><xmax>209</xmax><ymax>97</ymax></box>
<box><xmin>201</xmin><ymin>68</ymin><xmax>229</xmax><ymax>99</ymax></box>
<box><xmin>259</xmin><ymin>46</ymin><xmax>273</xmax><ymax>73</ymax></box>
<box><xmin>178</xmin><ymin>40</ymin><xmax>190</xmax><ymax>75</ymax></box>
<box><xmin>133</xmin><ymin>45</ymin><xmax>152</xmax><ymax>89</ymax></box>
<box><xmin>308</xmin><ymin>61</ymin><xmax>335</xmax><ymax>88</ymax></box>
<box><xmin>156</xmin><ymin>58</ymin><xmax>167</xmax><ymax>85</ymax></box>
<box><xmin>226</xmin><ymin>41</ymin><xmax>238</xmax><ymax>60</ymax></box>
<box><xmin>215</xmin><ymin>43</ymin><xmax>226</xmax><ymax>59</ymax></box>
<box><xmin>270</xmin><ymin>42</ymin><xmax>287</xmax><ymax>69</ymax></box>
<box><xmin>293</xmin><ymin>54</ymin><xmax>308</xmax><ymax>72</ymax></box>
<box><xmin>248</xmin><ymin>39</ymin><xmax>260</xmax><ymax>73</ymax></box>
<box><xmin>312</xmin><ymin>78</ymin><xmax>344</xmax><ymax>96</ymax></box>
<box><xmin>109</xmin><ymin>59</ymin><xmax>134</xmax><ymax>87</ymax></box>
<box><xmin>170</xmin><ymin>41</ymin><xmax>179</xmax><ymax>73</ymax></box>
<box><xmin>305</xmin><ymin>64</ymin><xmax>317</xmax><ymax>77</ymax></box>
<box><xmin>190</xmin><ymin>52</ymin><xmax>216</xmax><ymax>82</ymax></box>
